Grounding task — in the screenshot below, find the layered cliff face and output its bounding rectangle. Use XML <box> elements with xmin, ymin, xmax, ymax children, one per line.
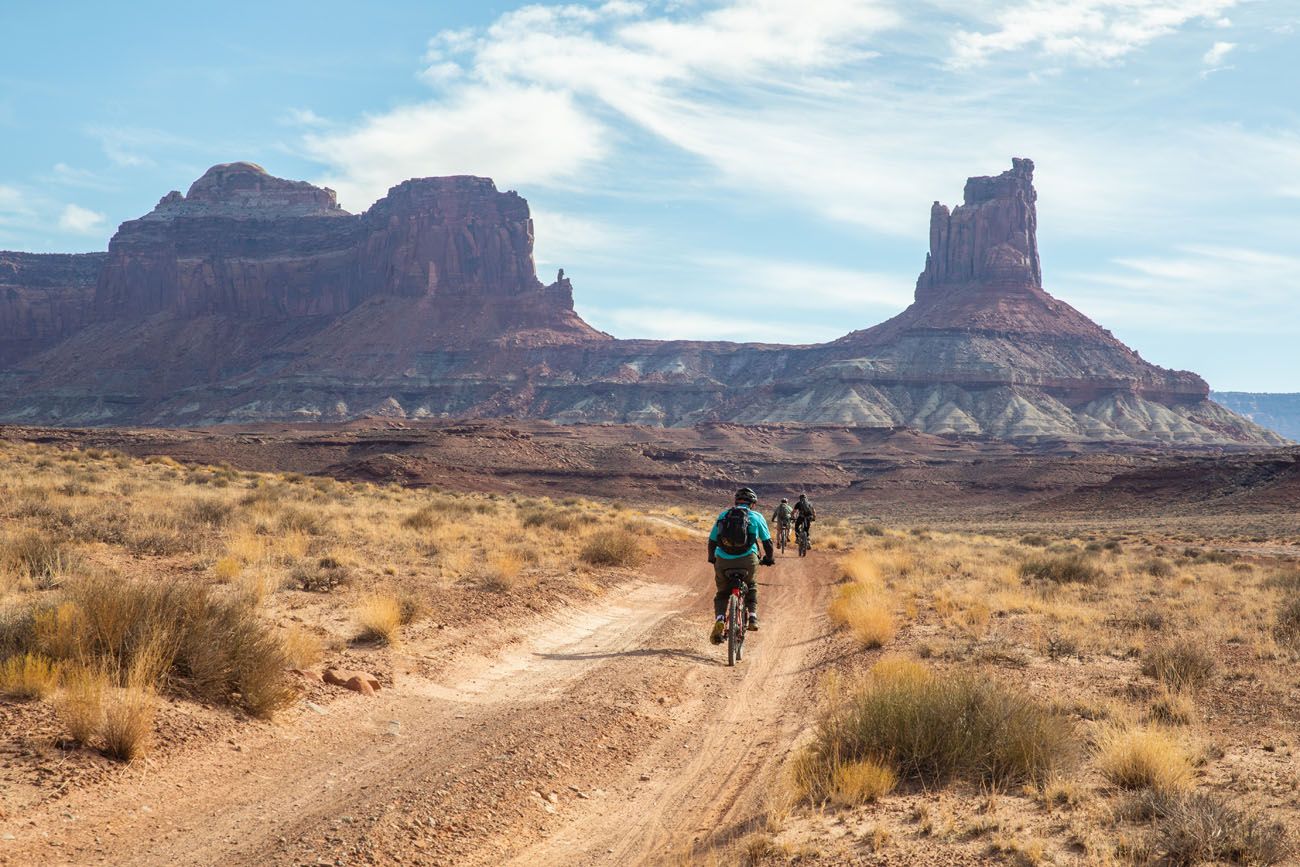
<box><xmin>0</xmin><ymin>160</ymin><xmax>1282</xmax><ymax>445</ymax></box>
<box><xmin>0</xmin><ymin>252</ymin><xmax>105</xmax><ymax>365</ymax></box>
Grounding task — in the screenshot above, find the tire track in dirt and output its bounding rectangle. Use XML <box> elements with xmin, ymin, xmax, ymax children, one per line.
<box><xmin>0</xmin><ymin>542</ymin><xmax>834</xmax><ymax>866</ymax></box>
<box><xmin>507</xmin><ymin>549</ymin><xmax>833</xmax><ymax>865</ymax></box>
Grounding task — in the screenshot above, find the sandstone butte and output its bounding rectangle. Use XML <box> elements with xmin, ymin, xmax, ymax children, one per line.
<box><xmin>0</xmin><ymin>159</ymin><xmax>1283</xmax><ymax>445</ymax></box>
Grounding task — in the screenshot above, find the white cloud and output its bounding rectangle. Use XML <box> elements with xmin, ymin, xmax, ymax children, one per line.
<box><xmin>1202</xmin><ymin>39</ymin><xmax>1236</xmax><ymax>66</ymax></box>
<box><xmin>949</xmin><ymin>0</ymin><xmax>1239</xmax><ymax>67</ymax></box>
<box><xmin>283</xmin><ymin>107</ymin><xmax>328</xmax><ymax>128</ymax></box>
<box><xmin>58</xmin><ymin>204</ymin><xmax>106</xmax><ymax>234</ymax></box>
<box><xmin>531</xmin><ymin>209</ymin><xmax>637</xmax><ymax>267</ymax></box>
<box><xmin>0</xmin><ymin>185</ymin><xmax>25</xmax><ymax>213</ymax></box>
<box><xmin>303</xmin><ymin>85</ymin><xmax>608</xmax><ymax>210</ymax></box>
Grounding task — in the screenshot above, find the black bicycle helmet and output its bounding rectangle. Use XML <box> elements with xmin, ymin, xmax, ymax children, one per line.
<box><xmin>734</xmin><ymin>487</ymin><xmax>758</xmax><ymax>504</ymax></box>
<box><xmin>780</xmin><ymin>498</ymin><xmax>788</xmax><ymax>503</ymax></box>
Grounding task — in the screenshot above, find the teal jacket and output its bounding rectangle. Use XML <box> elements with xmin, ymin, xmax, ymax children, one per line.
<box><xmin>708</xmin><ymin>507</ymin><xmax>772</xmax><ymax>560</ymax></box>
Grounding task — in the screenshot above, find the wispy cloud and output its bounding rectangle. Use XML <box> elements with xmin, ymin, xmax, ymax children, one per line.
<box><xmin>585</xmin><ymin>306</ymin><xmax>839</xmax><ymax>343</ymax></box>
<box><xmin>57</xmin><ymin>203</ymin><xmax>106</xmax><ymax>234</ymax></box>
<box><xmin>1058</xmin><ymin>245</ymin><xmax>1300</xmax><ymax>333</ymax></box>
<box><xmin>948</xmin><ymin>0</ymin><xmax>1239</xmax><ymax>68</ymax></box>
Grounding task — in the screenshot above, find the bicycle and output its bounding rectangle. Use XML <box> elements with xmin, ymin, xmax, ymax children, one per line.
<box><xmin>721</xmin><ymin>568</ymin><xmax>750</xmax><ymax>666</ymax></box>
<box><xmin>796</xmin><ymin>524</ymin><xmax>810</xmax><ymax>558</ymax></box>
<box><xmin>776</xmin><ymin>522</ymin><xmax>790</xmax><ymax>555</ymax></box>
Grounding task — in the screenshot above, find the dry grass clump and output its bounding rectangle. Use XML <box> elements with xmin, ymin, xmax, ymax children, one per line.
<box><xmin>2</xmin><ymin>531</ymin><xmax>83</xmax><ymax>588</ymax></box>
<box><xmin>289</xmin><ymin>557</ymin><xmax>351</xmax><ymax>592</ymax></box>
<box><xmin>5</xmin><ymin>572</ymin><xmax>296</xmax><ymax>718</ymax></box>
<box><xmin>1019</xmin><ymin>553</ymin><xmax>1105</xmax><ymax>585</ymax></box>
<box><xmin>1122</xmin><ymin>789</ymin><xmax>1291</xmax><ymax>865</ymax></box>
<box><xmin>1273</xmin><ymin>594</ymin><xmax>1300</xmax><ymax>646</ymax></box>
<box><xmin>0</xmin><ymin>652</ymin><xmax>60</xmax><ymax>699</ymax></box>
<box><xmin>1141</xmin><ymin>557</ymin><xmax>1176</xmax><ymax>578</ymax></box>
<box><xmin>798</xmin><ymin>658</ymin><xmax>1076</xmax><ymax>799</ymax></box>
<box><xmin>99</xmin><ymin>686</ymin><xmax>157</xmax><ymax>762</ymax></box>
<box><xmin>281</xmin><ymin>625</ymin><xmax>324</xmax><ymax>668</ymax></box>
<box><xmin>475</xmin><ymin>551</ymin><xmax>529</xmax><ymax>591</ymax></box>
<box><xmin>1148</xmin><ymin>690</ymin><xmax>1197</xmax><ymax>726</ymax></box>
<box><xmin>1095</xmin><ymin>725</ymin><xmax>1193</xmax><ymax>793</ymax></box>
<box><xmin>580</xmin><ymin>529</ymin><xmax>651</xmax><ymax>567</ymax></box>
<box><xmin>830</xmin><ymin>758</ymin><xmax>897</xmax><ymax>806</ymax></box>
<box><xmin>1140</xmin><ymin>640</ymin><xmax>1216</xmax><ymax>692</ymax></box>
<box><xmin>402</xmin><ymin>505</ymin><xmax>443</xmax><ymax>531</ymax></box>
<box><xmin>55</xmin><ymin>664</ymin><xmax>106</xmax><ymax>744</ymax></box>
<box><xmin>355</xmin><ymin>594</ymin><xmax>405</xmax><ymax>645</ymax></box>
<box><xmin>828</xmin><ymin>582</ymin><xmax>895</xmax><ymax>648</ymax></box>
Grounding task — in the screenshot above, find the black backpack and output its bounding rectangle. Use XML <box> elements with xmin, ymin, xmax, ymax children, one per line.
<box><xmin>716</xmin><ymin>506</ymin><xmax>756</xmax><ymax>555</ymax></box>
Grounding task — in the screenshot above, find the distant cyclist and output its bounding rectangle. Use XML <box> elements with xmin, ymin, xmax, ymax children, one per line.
<box><xmin>792</xmin><ymin>493</ymin><xmax>817</xmax><ymax>548</ymax></box>
<box><xmin>708</xmin><ymin>487</ymin><xmax>775</xmax><ymax>643</ymax></box>
<box><xmin>771</xmin><ymin>498</ymin><xmax>793</xmax><ymax>548</ymax></box>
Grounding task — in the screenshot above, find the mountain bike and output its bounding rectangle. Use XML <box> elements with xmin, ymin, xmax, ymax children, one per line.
<box><xmin>776</xmin><ymin>522</ymin><xmax>790</xmax><ymax>554</ymax></box>
<box><xmin>796</xmin><ymin>524</ymin><xmax>810</xmax><ymax>558</ymax></box>
<box><xmin>721</xmin><ymin>568</ymin><xmax>750</xmax><ymax>666</ymax></box>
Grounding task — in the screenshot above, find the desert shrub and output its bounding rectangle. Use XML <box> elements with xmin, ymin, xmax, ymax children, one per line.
<box><xmin>100</xmin><ymin>686</ymin><xmax>156</xmax><ymax>761</ymax></box>
<box><xmin>185</xmin><ymin>497</ymin><xmax>235</xmax><ymax>529</ymax></box>
<box><xmin>8</xmin><ymin>574</ymin><xmax>295</xmax><ymax>717</ymax></box>
<box><xmin>520</xmin><ymin>507</ymin><xmax>587</xmax><ymax>533</ymax></box>
<box><xmin>176</xmin><ymin>593</ymin><xmax>297</xmax><ymax>717</ymax></box>
<box><xmin>830</xmin><ymin>758</ymin><xmax>896</xmax><ymax>806</ymax></box>
<box><xmin>290</xmin><ymin>558</ymin><xmax>351</xmax><ymax>592</ymax></box>
<box><xmin>1148</xmin><ymin>690</ymin><xmax>1196</xmax><ymax>726</ymax></box>
<box><xmin>402</xmin><ymin>506</ymin><xmax>442</xmax><ymax>531</ymax></box>
<box><xmin>1274</xmin><ymin>595</ymin><xmax>1300</xmax><ymax>646</ymax></box>
<box><xmin>1264</xmin><ymin>568</ymin><xmax>1300</xmax><ymax>594</ymax></box>
<box><xmin>3</xmin><ymin>531</ymin><xmax>83</xmax><ymax>587</ymax></box>
<box><xmin>212</xmin><ymin>556</ymin><xmax>242</xmax><ymax>582</ymax></box>
<box><xmin>861</xmin><ymin>524</ymin><xmax>886</xmax><ymax>537</ymax></box>
<box><xmin>1095</xmin><ymin>725</ymin><xmax>1192</xmax><ymax>793</ymax></box>
<box><xmin>1141</xmin><ymin>640</ymin><xmax>1216</xmax><ymax>692</ymax></box>
<box><xmin>828</xmin><ymin>583</ymin><xmax>895</xmax><ymax>648</ymax></box>
<box><xmin>581</xmin><ymin>530</ymin><xmax>650</xmax><ymax>567</ymax></box>
<box><xmin>55</xmin><ymin>664</ymin><xmax>106</xmax><ymax>744</ymax></box>
<box><xmin>799</xmin><ymin>659</ymin><xmax>1076</xmax><ymax>798</ymax></box>
<box><xmin>1125</xmin><ymin>790</ymin><xmax>1291</xmax><ymax>865</ymax></box>
<box><xmin>1142</xmin><ymin>558</ymin><xmax>1175</xmax><ymax>578</ymax></box>
<box><xmin>1019</xmin><ymin>534</ymin><xmax>1051</xmax><ymax>547</ymax></box>
<box><xmin>355</xmin><ymin>594</ymin><xmax>404</xmax><ymax>645</ymax></box>
<box><xmin>1020</xmin><ymin>554</ymin><xmax>1105</xmax><ymax>585</ymax></box>
<box><xmin>475</xmin><ymin>552</ymin><xmax>528</xmax><ymax>592</ymax></box>
<box><xmin>0</xmin><ymin>652</ymin><xmax>60</xmax><ymax>699</ymax></box>
<box><xmin>276</xmin><ymin>507</ymin><xmax>329</xmax><ymax>536</ymax></box>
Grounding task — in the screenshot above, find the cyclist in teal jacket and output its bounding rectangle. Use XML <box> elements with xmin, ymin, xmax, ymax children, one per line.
<box><xmin>707</xmin><ymin>487</ymin><xmax>774</xmax><ymax>643</ymax></box>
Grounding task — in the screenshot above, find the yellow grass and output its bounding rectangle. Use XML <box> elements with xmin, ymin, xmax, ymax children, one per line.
<box><xmin>828</xmin><ymin>583</ymin><xmax>896</xmax><ymax>648</ymax></box>
<box><xmin>0</xmin><ymin>652</ymin><xmax>60</xmax><ymax>699</ymax></box>
<box><xmin>100</xmin><ymin>686</ymin><xmax>157</xmax><ymax>762</ymax></box>
<box><xmin>1094</xmin><ymin>725</ymin><xmax>1193</xmax><ymax>793</ymax></box>
<box><xmin>355</xmin><ymin>594</ymin><xmax>404</xmax><ymax>645</ymax></box>
<box><xmin>55</xmin><ymin>664</ymin><xmax>107</xmax><ymax>744</ymax></box>
<box><xmin>831</xmin><ymin>758</ymin><xmax>897</xmax><ymax>806</ymax></box>
<box><xmin>281</xmin><ymin>624</ymin><xmax>324</xmax><ymax>668</ymax></box>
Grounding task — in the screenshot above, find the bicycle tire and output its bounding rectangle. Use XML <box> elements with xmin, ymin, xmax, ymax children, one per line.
<box><xmin>726</xmin><ymin>594</ymin><xmax>741</xmax><ymax>666</ymax></box>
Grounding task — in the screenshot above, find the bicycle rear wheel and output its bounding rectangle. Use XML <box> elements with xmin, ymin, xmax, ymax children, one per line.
<box><xmin>726</xmin><ymin>594</ymin><xmax>741</xmax><ymax>667</ymax></box>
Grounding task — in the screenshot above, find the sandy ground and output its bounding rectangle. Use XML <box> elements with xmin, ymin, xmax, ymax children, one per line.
<box><xmin>0</xmin><ymin>542</ymin><xmax>834</xmax><ymax>866</ymax></box>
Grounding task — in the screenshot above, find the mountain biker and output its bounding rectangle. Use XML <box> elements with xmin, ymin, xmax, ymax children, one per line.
<box><xmin>792</xmin><ymin>493</ymin><xmax>817</xmax><ymax>548</ymax></box>
<box><xmin>771</xmin><ymin>498</ymin><xmax>792</xmax><ymax>531</ymax></box>
<box><xmin>708</xmin><ymin>487</ymin><xmax>774</xmax><ymax>644</ymax></box>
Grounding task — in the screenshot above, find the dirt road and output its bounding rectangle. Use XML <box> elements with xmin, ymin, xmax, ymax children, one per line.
<box><xmin>1</xmin><ymin>543</ymin><xmax>834</xmax><ymax>866</ymax></box>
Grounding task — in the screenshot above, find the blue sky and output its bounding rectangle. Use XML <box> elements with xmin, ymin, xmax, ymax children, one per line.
<box><xmin>2</xmin><ymin>0</ymin><xmax>1297</xmax><ymax>391</ymax></box>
